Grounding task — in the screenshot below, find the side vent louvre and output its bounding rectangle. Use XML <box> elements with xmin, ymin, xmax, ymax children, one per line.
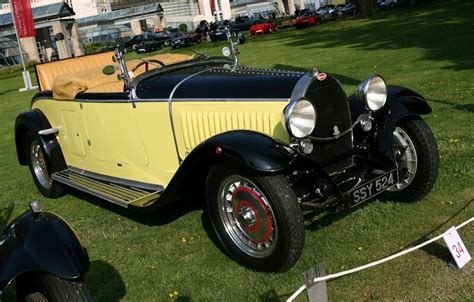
<box><xmin>180</xmin><ymin>111</ymin><xmax>274</xmax><ymax>150</ymax></box>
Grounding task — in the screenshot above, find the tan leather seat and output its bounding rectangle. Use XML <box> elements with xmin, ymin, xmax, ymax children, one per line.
<box><xmin>36</xmin><ymin>51</ymin><xmax>115</xmax><ymax>91</ymax></box>
<box><xmin>40</xmin><ymin>53</ymin><xmax>195</xmax><ymax>100</ymax></box>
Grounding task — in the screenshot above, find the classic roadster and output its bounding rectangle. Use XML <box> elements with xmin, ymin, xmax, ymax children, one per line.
<box><xmin>15</xmin><ymin>30</ymin><xmax>439</xmax><ymax>272</ymax></box>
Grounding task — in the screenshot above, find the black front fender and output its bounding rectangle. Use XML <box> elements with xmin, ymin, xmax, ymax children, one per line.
<box><xmin>154</xmin><ymin>131</ymin><xmax>298</xmax><ymax>206</ymax></box>
<box><xmin>0</xmin><ymin>210</ymin><xmax>89</xmax><ymax>298</ymax></box>
<box><xmin>14</xmin><ymin>109</ymin><xmax>66</xmax><ymax>172</ymax></box>
<box><xmin>190</xmin><ymin>130</ymin><xmax>298</xmax><ymax>173</ymax></box>
<box><xmin>349</xmin><ymin>85</ymin><xmax>432</xmax><ymax>162</ymax></box>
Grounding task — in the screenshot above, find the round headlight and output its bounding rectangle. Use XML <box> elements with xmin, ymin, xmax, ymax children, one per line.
<box><xmin>285</xmin><ymin>99</ymin><xmax>316</xmax><ymax>138</ymax></box>
<box><xmin>356</xmin><ymin>74</ymin><xmax>387</xmax><ymax>111</ymax></box>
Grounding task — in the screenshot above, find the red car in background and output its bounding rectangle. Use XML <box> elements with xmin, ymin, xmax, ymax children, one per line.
<box><xmin>250</xmin><ymin>21</ymin><xmax>277</xmax><ymax>35</ymax></box>
<box><xmin>295</xmin><ymin>15</ymin><xmax>319</xmax><ymax>28</ymax></box>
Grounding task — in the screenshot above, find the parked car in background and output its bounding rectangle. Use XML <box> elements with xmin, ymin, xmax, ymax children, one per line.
<box><xmin>280</xmin><ymin>18</ymin><xmax>298</xmax><ymax>29</ymax></box>
<box><xmin>171</xmin><ymin>32</ymin><xmax>193</xmax><ymax>49</ymax></box>
<box><xmin>1</xmin><ymin>201</ymin><xmax>92</xmax><ymax>301</ymax></box>
<box><xmin>379</xmin><ymin>0</ymin><xmax>398</xmax><ymax>9</ymax></box>
<box><xmin>154</xmin><ymin>31</ymin><xmax>174</xmax><ymax>46</ymax></box>
<box><xmin>249</xmin><ymin>20</ymin><xmax>277</xmax><ymax>35</ymax></box>
<box><xmin>127</xmin><ymin>32</ymin><xmax>163</xmax><ymax>53</ymax></box>
<box><xmin>341</xmin><ymin>2</ymin><xmax>357</xmax><ymax>15</ymax></box>
<box><xmin>210</xmin><ymin>26</ymin><xmax>245</xmax><ymax>44</ymax></box>
<box><xmin>231</xmin><ymin>16</ymin><xmax>260</xmax><ymax>31</ymax></box>
<box><xmin>330</xmin><ymin>4</ymin><xmax>346</xmax><ymax>16</ymax></box>
<box><xmin>295</xmin><ymin>15</ymin><xmax>319</xmax><ymax>28</ymax></box>
<box><xmin>316</xmin><ymin>5</ymin><xmax>335</xmax><ymax>21</ymax></box>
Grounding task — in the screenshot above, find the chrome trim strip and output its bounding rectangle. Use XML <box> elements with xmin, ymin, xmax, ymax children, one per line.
<box><xmin>284</xmin><ymin>75</ymin><xmax>316</xmax><ymax>138</ymax></box>
<box><xmin>38</xmin><ymin>127</ymin><xmax>59</xmax><ymax>135</ymax></box>
<box><xmin>66</xmin><ymin>166</ymin><xmax>164</xmax><ymax>192</ymax></box>
<box><xmin>130</xmin><ymin>97</ymin><xmax>290</xmax><ymax>103</ymax></box>
<box><xmin>290</xmin><ymin>74</ymin><xmax>314</xmax><ymax>100</ymax></box>
<box><xmin>169</xmin><ymin>98</ymin><xmax>290</xmax><ymax>102</ymax></box>
<box><xmin>167</xmin><ymin>68</ymin><xmax>215</xmax><ymax>162</ymax></box>
<box><xmin>35</xmin><ymin>96</ymin><xmax>290</xmax><ymax>104</ymax></box>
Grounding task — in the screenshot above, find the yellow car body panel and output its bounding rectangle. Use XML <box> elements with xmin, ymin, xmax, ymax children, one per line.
<box><xmin>172</xmin><ymin>101</ymin><xmax>290</xmax><ymax>160</ymax></box>
<box><xmin>32</xmin><ymin>99</ymin><xmax>289</xmax><ymax>187</ymax></box>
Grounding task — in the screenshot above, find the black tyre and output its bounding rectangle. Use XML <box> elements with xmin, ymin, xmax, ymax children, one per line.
<box><xmin>381</xmin><ymin>118</ymin><xmax>439</xmax><ymax>202</ymax></box>
<box><xmin>25</xmin><ymin>132</ymin><xmax>65</xmax><ymax>198</ymax></box>
<box><xmin>206</xmin><ymin>165</ymin><xmax>305</xmax><ymax>272</ymax></box>
<box><xmin>20</xmin><ymin>274</ymin><xmax>93</xmax><ymax>302</ymax></box>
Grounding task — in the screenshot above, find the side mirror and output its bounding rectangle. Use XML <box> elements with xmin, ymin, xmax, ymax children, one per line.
<box><xmin>102</xmin><ymin>65</ymin><xmax>116</xmax><ymax>75</ymax></box>
<box><xmin>112</xmin><ymin>55</ymin><xmax>116</xmax><ymax>62</ymax></box>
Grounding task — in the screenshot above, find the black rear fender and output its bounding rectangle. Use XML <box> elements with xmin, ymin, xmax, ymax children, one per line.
<box><xmin>0</xmin><ymin>210</ymin><xmax>89</xmax><ymax>298</ymax></box>
<box><xmin>14</xmin><ymin>109</ymin><xmax>66</xmax><ymax>172</ymax></box>
<box><xmin>349</xmin><ymin>85</ymin><xmax>432</xmax><ymax>162</ymax></box>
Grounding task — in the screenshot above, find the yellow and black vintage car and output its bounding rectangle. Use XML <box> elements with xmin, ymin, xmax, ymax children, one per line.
<box><xmin>15</xmin><ymin>33</ymin><xmax>439</xmax><ymax>272</ymax></box>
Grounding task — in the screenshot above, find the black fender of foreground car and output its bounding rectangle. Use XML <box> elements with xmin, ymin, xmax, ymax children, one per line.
<box><xmin>0</xmin><ymin>208</ymin><xmax>89</xmax><ymax>298</ymax></box>
<box><xmin>349</xmin><ymin>85</ymin><xmax>432</xmax><ymax>163</ymax></box>
<box><xmin>138</xmin><ymin>130</ymin><xmax>336</xmax><ymax>208</ymax></box>
<box><xmin>14</xmin><ymin>108</ymin><xmax>67</xmax><ymax>172</ymax></box>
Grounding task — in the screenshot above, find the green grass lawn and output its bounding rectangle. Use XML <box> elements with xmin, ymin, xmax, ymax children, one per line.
<box><xmin>1</xmin><ymin>1</ymin><xmax>473</xmax><ymax>300</ymax></box>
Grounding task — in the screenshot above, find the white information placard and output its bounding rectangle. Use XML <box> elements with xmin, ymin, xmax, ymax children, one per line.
<box><xmin>443</xmin><ymin>227</ymin><xmax>471</xmax><ymax>268</ymax></box>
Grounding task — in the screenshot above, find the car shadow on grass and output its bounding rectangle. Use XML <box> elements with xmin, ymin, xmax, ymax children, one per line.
<box><xmin>427</xmin><ymin>98</ymin><xmax>474</xmax><ymax>113</ymax></box>
<box><xmin>283</xmin><ymin>2</ymin><xmax>474</xmax><ymax>72</ymax></box>
<box><xmin>68</xmin><ymin>189</ymin><xmax>203</xmax><ymax>226</ymax></box>
<box><xmin>405</xmin><ymin>198</ymin><xmax>473</xmax><ymax>261</ymax></box>
<box><xmin>0</xmin><ymin>202</ymin><xmax>14</xmax><ymax>230</ymax></box>
<box><xmin>86</xmin><ymin>260</ymin><xmax>126</xmax><ymax>301</ymax></box>
<box><xmin>303</xmin><ymin>201</ymin><xmax>375</xmax><ymax>232</ymax></box>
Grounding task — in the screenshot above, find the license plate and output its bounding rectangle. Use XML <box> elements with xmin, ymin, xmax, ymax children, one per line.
<box><xmin>348</xmin><ymin>169</ymin><xmax>398</xmax><ymax>206</ymax></box>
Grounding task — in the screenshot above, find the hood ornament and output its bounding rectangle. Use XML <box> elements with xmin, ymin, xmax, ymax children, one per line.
<box><xmin>312</xmin><ymin>67</ymin><xmax>327</xmax><ymax>81</ymax></box>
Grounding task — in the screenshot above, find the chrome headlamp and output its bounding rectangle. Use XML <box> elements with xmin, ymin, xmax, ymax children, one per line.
<box><xmin>285</xmin><ymin>98</ymin><xmax>317</xmax><ymax>138</ymax></box>
<box><xmin>356</xmin><ymin>74</ymin><xmax>387</xmax><ymax>111</ymax></box>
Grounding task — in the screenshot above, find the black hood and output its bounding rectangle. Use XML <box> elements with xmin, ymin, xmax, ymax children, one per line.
<box><xmin>134</xmin><ymin>59</ymin><xmax>306</xmax><ymax>100</ymax></box>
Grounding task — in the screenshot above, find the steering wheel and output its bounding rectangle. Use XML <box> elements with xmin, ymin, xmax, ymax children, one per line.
<box><xmin>130</xmin><ymin>59</ymin><xmax>165</xmax><ymax>73</ymax></box>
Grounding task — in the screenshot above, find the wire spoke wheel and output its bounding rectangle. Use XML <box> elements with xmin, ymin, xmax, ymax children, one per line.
<box><xmin>25</xmin><ymin>132</ymin><xmax>65</xmax><ymax>198</ymax></box>
<box><xmin>380</xmin><ymin>118</ymin><xmax>439</xmax><ymax>202</ymax></box>
<box><xmin>30</xmin><ymin>140</ymin><xmax>52</xmax><ymax>190</ymax></box>
<box><xmin>207</xmin><ymin>165</ymin><xmax>305</xmax><ymax>272</ymax></box>
<box><xmin>388</xmin><ymin>126</ymin><xmax>417</xmax><ymax>191</ymax></box>
<box><xmin>218</xmin><ymin>176</ymin><xmax>278</xmax><ymax>257</ymax></box>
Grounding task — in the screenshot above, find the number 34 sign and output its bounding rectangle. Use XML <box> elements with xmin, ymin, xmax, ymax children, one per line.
<box><xmin>443</xmin><ymin>227</ymin><xmax>471</xmax><ymax>269</ymax></box>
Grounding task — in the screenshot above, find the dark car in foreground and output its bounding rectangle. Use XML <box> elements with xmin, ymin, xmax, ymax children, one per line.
<box><xmin>0</xmin><ymin>202</ymin><xmax>92</xmax><ymax>301</ymax></box>
<box><xmin>15</xmin><ymin>30</ymin><xmax>439</xmax><ymax>273</ymax></box>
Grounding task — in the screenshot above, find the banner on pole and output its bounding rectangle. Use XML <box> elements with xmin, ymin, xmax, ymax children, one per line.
<box><xmin>11</xmin><ymin>0</ymin><xmax>36</xmax><ymax>38</ymax></box>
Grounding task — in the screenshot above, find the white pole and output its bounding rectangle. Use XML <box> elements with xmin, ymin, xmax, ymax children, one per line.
<box><xmin>214</xmin><ymin>0</ymin><xmax>221</xmax><ymax>21</ymax></box>
<box><xmin>9</xmin><ymin>0</ymin><xmax>37</xmax><ymax>92</ymax></box>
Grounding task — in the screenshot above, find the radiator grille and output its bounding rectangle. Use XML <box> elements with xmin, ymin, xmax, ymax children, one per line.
<box><xmin>305</xmin><ymin>77</ymin><xmax>354</xmax><ymax>173</ymax></box>
<box><xmin>180</xmin><ymin>111</ymin><xmax>275</xmax><ymax>150</ymax></box>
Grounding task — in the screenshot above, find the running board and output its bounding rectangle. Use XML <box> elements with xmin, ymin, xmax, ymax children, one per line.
<box><xmin>52</xmin><ymin>169</ymin><xmax>161</xmax><ymax>208</ymax></box>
